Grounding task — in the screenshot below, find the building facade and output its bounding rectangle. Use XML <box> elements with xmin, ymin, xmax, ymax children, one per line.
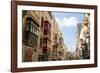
<box><xmin>22</xmin><ymin>10</ymin><xmax>68</xmax><ymax>62</ymax></box>
<box><xmin>79</xmin><ymin>13</ymin><xmax>90</xmax><ymax>59</ymax></box>
<box><xmin>22</xmin><ymin>10</ymin><xmax>40</xmax><ymax>62</ymax></box>
<box><xmin>75</xmin><ymin>23</ymin><xmax>82</xmax><ymax>59</ymax></box>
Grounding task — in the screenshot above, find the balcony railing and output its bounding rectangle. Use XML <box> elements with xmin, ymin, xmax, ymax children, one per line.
<box><xmin>23</xmin><ymin>31</ymin><xmax>38</xmax><ymax>48</ymax></box>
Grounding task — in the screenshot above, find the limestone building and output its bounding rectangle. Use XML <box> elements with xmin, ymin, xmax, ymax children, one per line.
<box><xmin>22</xmin><ymin>10</ymin><xmax>68</xmax><ymax>62</ymax></box>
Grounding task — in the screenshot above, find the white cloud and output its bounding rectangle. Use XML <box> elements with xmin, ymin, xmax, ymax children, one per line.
<box><xmin>55</xmin><ymin>17</ymin><xmax>78</xmax><ymax>29</ymax></box>
<box><xmin>55</xmin><ymin>17</ymin><xmax>78</xmax><ymax>52</ymax></box>
<box><xmin>66</xmin><ymin>41</ymin><xmax>76</xmax><ymax>52</ymax></box>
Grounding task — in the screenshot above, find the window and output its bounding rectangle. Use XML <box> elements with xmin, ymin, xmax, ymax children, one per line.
<box><xmin>38</xmin><ymin>55</ymin><xmax>43</xmax><ymax>61</ymax></box>
<box><xmin>32</xmin><ymin>26</ymin><xmax>35</xmax><ymax>33</ymax></box>
<box><xmin>40</xmin><ymin>38</ymin><xmax>43</xmax><ymax>48</ymax></box>
<box><xmin>30</xmin><ymin>25</ymin><xmax>33</xmax><ymax>32</ymax></box>
<box><xmin>44</xmin><ymin>23</ymin><xmax>51</xmax><ymax>32</ymax></box>
<box><xmin>48</xmin><ymin>24</ymin><xmax>51</xmax><ymax>31</ymax></box>
<box><xmin>34</xmin><ymin>28</ymin><xmax>37</xmax><ymax>35</ymax></box>
<box><xmin>43</xmin><ymin>43</ymin><xmax>46</xmax><ymax>47</ymax></box>
<box><xmin>47</xmin><ymin>41</ymin><xmax>50</xmax><ymax>46</ymax></box>
<box><xmin>26</xmin><ymin>19</ymin><xmax>31</xmax><ymax>31</ymax></box>
<box><xmin>53</xmin><ymin>48</ymin><xmax>56</xmax><ymax>52</ymax></box>
<box><xmin>27</xmin><ymin>19</ymin><xmax>31</xmax><ymax>24</ymax></box>
<box><xmin>43</xmin><ymin>39</ymin><xmax>47</xmax><ymax>47</ymax></box>
<box><xmin>41</xmin><ymin>17</ymin><xmax>44</xmax><ymax>28</ymax></box>
<box><xmin>26</xmin><ymin>17</ymin><xmax>39</xmax><ymax>36</ymax></box>
<box><xmin>44</xmin><ymin>24</ymin><xmax>47</xmax><ymax>30</ymax></box>
<box><xmin>26</xmin><ymin>24</ymin><xmax>30</xmax><ymax>31</ymax></box>
<box><xmin>44</xmin><ymin>30</ymin><xmax>47</xmax><ymax>35</ymax></box>
<box><xmin>36</xmin><ymin>29</ymin><xmax>38</xmax><ymax>36</ymax></box>
<box><xmin>59</xmin><ymin>51</ymin><xmax>63</xmax><ymax>56</ymax></box>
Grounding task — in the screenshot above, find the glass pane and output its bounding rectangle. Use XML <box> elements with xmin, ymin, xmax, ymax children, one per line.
<box><xmin>32</xmin><ymin>26</ymin><xmax>34</xmax><ymax>33</ymax></box>
<box><xmin>26</xmin><ymin>24</ymin><xmax>29</xmax><ymax>31</ymax></box>
<box><xmin>31</xmin><ymin>25</ymin><xmax>33</xmax><ymax>32</ymax></box>
<box><xmin>27</xmin><ymin>20</ymin><xmax>30</xmax><ymax>24</ymax></box>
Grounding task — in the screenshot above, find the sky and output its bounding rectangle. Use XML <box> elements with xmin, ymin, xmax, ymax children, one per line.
<box><xmin>53</xmin><ymin>12</ymin><xmax>84</xmax><ymax>52</ymax></box>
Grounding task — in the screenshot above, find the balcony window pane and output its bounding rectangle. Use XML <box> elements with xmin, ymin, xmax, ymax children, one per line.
<box><xmin>30</xmin><ymin>25</ymin><xmax>33</xmax><ymax>32</ymax></box>
<box><xmin>32</xmin><ymin>27</ymin><xmax>35</xmax><ymax>33</ymax></box>
<box><xmin>26</xmin><ymin>24</ymin><xmax>30</xmax><ymax>31</ymax></box>
<box><xmin>27</xmin><ymin>20</ymin><xmax>30</xmax><ymax>24</ymax></box>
